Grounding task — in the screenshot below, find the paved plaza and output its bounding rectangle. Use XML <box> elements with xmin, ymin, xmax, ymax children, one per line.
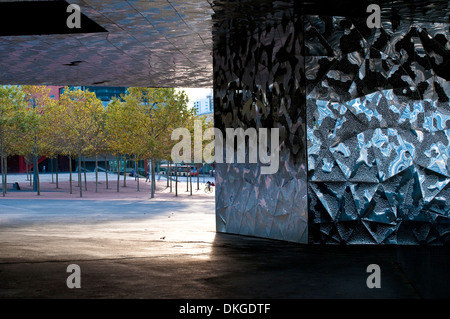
<box><xmin>0</xmin><ymin>174</ymin><xmax>448</xmax><ymax>299</ymax></box>
<box><xmin>2</xmin><ymin>171</ymin><xmax>215</xmax><ymax>200</ymax></box>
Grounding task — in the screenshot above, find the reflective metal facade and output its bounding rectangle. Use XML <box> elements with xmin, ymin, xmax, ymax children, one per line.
<box><xmin>213</xmin><ymin>0</ymin><xmax>450</xmax><ymax>244</ymax></box>
<box><xmin>306</xmin><ymin>16</ymin><xmax>450</xmax><ymax>244</ymax></box>
<box><xmin>213</xmin><ymin>1</ymin><xmax>308</xmax><ymax>243</ymax></box>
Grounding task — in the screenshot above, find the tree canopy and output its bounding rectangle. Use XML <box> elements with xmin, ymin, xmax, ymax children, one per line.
<box><xmin>1</xmin><ymin>85</ymin><xmax>211</xmax><ymax>198</ymax></box>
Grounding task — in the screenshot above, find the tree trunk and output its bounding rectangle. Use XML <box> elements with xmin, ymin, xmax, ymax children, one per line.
<box><xmin>32</xmin><ymin>160</ymin><xmax>35</xmax><ymax>190</ymax></box>
<box><xmin>186</xmin><ymin>165</ymin><xmax>189</xmax><ymax>192</ymax></box>
<box><xmin>150</xmin><ymin>158</ymin><xmax>155</xmax><ymax>198</ymax></box>
<box><xmin>95</xmin><ymin>155</ymin><xmax>98</xmax><ymax>193</ymax></box>
<box><xmin>5</xmin><ymin>155</ymin><xmax>7</xmax><ymax>195</ymax></box>
<box><xmin>123</xmin><ymin>156</ymin><xmax>127</xmax><ymax>187</ymax></box>
<box><xmin>137</xmin><ymin>171</ymin><xmax>140</xmax><ymax>191</ymax></box>
<box><xmin>33</xmin><ymin>153</ymin><xmax>39</xmax><ymax>194</ymax></box>
<box><xmin>77</xmin><ymin>159</ymin><xmax>80</xmax><ymax>187</ymax></box>
<box><xmin>136</xmin><ymin>159</ymin><xmax>140</xmax><ymax>192</ymax></box>
<box><xmin>203</xmin><ymin>163</ymin><xmax>205</xmax><ymax>184</ymax></box>
<box><xmin>153</xmin><ymin>160</ymin><xmax>157</xmax><ymax>195</ymax></box>
<box><xmin>175</xmin><ymin>163</ymin><xmax>178</xmax><ymax>197</ymax></box>
<box><xmin>166</xmin><ymin>162</ymin><xmax>170</xmax><ymax>188</ymax></box>
<box><xmin>78</xmin><ymin>153</ymin><xmax>82</xmax><ymax>198</ymax></box>
<box><xmin>154</xmin><ymin>161</ymin><xmax>157</xmax><ymax>191</ymax></box>
<box><xmin>51</xmin><ymin>157</ymin><xmax>54</xmax><ymax>184</ymax></box>
<box><xmin>35</xmin><ymin>156</ymin><xmax>39</xmax><ymax>196</ymax></box>
<box><xmin>105</xmin><ymin>156</ymin><xmax>109</xmax><ymax>189</ymax></box>
<box><xmin>83</xmin><ymin>156</ymin><xmax>87</xmax><ymax>191</ymax></box>
<box><xmin>117</xmin><ymin>154</ymin><xmax>120</xmax><ymax>192</ymax></box>
<box><xmin>1</xmin><ymin>154</ymin><xmax>5</xmax><ymax>197</ymax></box>
<box><xmin>190</xmin><ymin>164</ymin><xmax>192</xmax><ymax>196</ymax></box>
<box><xmin>3</xmin><ymin>155</ymin><xmax>7</xmax><ymax>195</ymax></box>
<box><xmin>69</xmin><ymin>155</ymin><xmax>72</xmax><ymax>194</ymax></box>
<box><xmin>56</xmin><ymin>155</ymin><xmax>59</xmax><ymax>189</ymax></box>
<box><xmin>3</xmin><ymin>155</ymin><xmax>8</xmax><ymax>197</ymax></box>
<box><xmin>169</xmin><ymin>161</ymin><xmax>172</xmax><ymax>193</ymax></box>
<box><xmin>197</xmin><ymin>163</ymin><xmax>200</xmax><ymax>190</ymax></box>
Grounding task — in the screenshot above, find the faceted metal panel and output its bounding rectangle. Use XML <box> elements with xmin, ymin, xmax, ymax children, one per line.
<box><xmin>212</xmin><ymin>0</ymin><xmax>308</xmax><ymax>243</ymax></box>
<box><xmin>306</xmin><ymin>15</ymin><xmax>450</xmax><ymax>244</ymax></box>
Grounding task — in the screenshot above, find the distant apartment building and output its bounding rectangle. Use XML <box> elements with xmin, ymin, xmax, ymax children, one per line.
<box><xmin>63</xmin><ymin>86</ymin><xmax>128</xmax><ymax>106</ymax></box>
<box><xmin>193</xmin><ymin>95</ymin><xmax>213</xmax><ymax>115</ymax></box>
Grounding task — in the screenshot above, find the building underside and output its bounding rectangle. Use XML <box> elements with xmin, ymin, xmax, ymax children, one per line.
<box><xmin>0</xmin><ymin>0</ymin><xmax>449</xmax><ymax>244</ymax></box>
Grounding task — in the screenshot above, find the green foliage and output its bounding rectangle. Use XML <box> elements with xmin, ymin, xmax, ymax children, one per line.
<box><xmin>21</xmin><ymin>85</ymin><xmax>52</xmax><ymax>157</ymax></box>
<box><xmin>106</xmin><ymin>87</ymin><xmax>195</xmax><ymax>162</ymax></box>
<box><xmin>44</xmin><ymin>87</ymin><xmax>104</xmax><ymax>157</ymax></box>
<box><xmin>1</xmin><ymin>85</ymin><xmax>213</xmax><ymax>197</ymax></box>
<box><xmin>0</xmin><ymin>86</ymin><xmax>28</xmax><ymax>157</ymax></box>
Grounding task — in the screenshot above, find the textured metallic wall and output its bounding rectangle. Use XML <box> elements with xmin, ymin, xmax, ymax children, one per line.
<box><xmin>212</xmin><ymin>1</ymin><xmax>308</xmax><ymax>243</ymax></box>
<box><xmin>306</xmin><ymin>16</ymin><xmax>450</xmax><ymax>244</ymax></box>
<box><xmin>213</xmin><ymin>0</ymin><xmax>450</xmax><ymax>245</ymax></box>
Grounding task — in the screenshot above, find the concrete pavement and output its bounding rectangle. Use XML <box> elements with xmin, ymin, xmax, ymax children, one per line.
<box><xmin>1</xmin><ymin>195</ymin><xmax>448</xmax><ymax>299</ymax></box>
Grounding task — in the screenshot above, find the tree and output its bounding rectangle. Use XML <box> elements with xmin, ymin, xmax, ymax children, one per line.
<box><xmin>45</xmin><ymin>87</ymin><xmax>103</xmax><ymax>197</ymax></box>
<box><xmin>82</xmin><ymin>96</ymin><xmax>107</xmax><ymax>193</ymax></box>
<box><xmin>0</xmin><ymin>86</ymin><xmax>28</xmax><ymax>196</ymax></box>
<box><xmin>123</xmin><ymin>88</ymin><xmax>194</xmax><ymax>198</ymax></box>
<box><xmin>41</xmin><ymin>99</ymin><xmax>62</xmax><ymax>189</ymax></box>
<box><xmin>42</xmin><ymin>98</ymin><xmax>73</xmax><ymax>192</ymax></box>
<box><xmin>105</xmin><ymin>97</ymin><xmax>129</xmax><ymax>192</ymax></box>
<box><xmin>193</xmin><ymin>114</ymin><xmax>214</xmax><ymax>191</ymax></box>
<box><xmin>21</xmin><ymin>85</ymin><xmax>52</xmax><ymax>195</ymax></box>
<box><xmin>171</xmin><ymin>109</ymin><xmax>214</xmax><ymax>195</ymax></box>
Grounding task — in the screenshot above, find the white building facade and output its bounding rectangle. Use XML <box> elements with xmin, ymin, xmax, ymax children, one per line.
<box><xmin>193</xmin><ymin>95</ymin><xmax>213</xmax><ymax>115</ymax></box>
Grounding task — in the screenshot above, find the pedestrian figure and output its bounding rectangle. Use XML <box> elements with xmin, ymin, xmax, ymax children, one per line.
<box><xmin>43</xmin><ymin>165</ymin><xmax>46</xmax><ymax>173</ymax></box>
<box><xmin>146</xmin><ymin>171</ymin><xmax>150</xmax><ymax>182</ymax></box>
